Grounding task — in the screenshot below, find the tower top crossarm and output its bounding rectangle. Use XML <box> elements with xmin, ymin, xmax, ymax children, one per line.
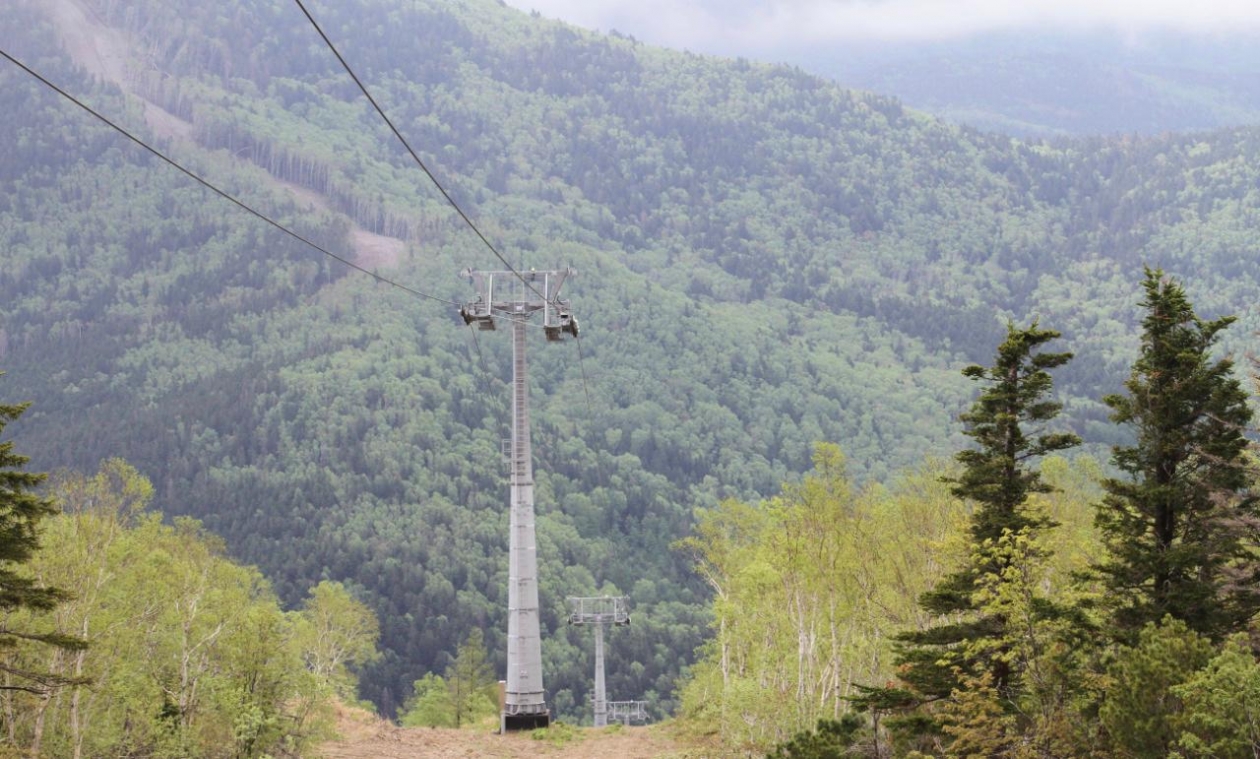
<box><xmin>567</xmin><ymin>596</ymin><xmax>631</xmax><ymax>627</ymax></box>
<box><xmin>459</xmin><ymin>268</ymin><xmax>578</xmax><ymax>341</ymax></box>
<box><xmin>607</xmin><ymin>701</ymin><xmax>649</xmax><ymax>725</ymax></box>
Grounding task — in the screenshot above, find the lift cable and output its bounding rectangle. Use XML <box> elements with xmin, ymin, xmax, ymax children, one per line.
<box><xmin>574</xmin><ymin>334</ymin><xmax>598</xmax><ymax>425</ymax></box>
<box><xmin>573</xmin><ymin>332</ymin><xmax>612</xmax><ymax>490</ymax></box>
<box><xmin>0</xmin><ymin>47</ymin><xmax>462</xmax><ymax>307</ymax></box>
<box><xmin>290</xmin><ymin>0</ymin><xmax>559</xmax><ymax>308</ymax></box>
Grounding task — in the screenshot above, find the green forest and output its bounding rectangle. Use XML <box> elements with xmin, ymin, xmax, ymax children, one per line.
<box><xmin>5</xmin><ymin>0</ymin><xmax>1260</xmax><ymax>755</ymax></box>
<box><xmin>0</xmin><ymin>426</ymin><xmax>378</xmax><ymax>757</ymax></box>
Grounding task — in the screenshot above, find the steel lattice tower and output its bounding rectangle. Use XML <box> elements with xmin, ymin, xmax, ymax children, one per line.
<box><xmin>460</xmin><ymin>268</ymin><xmax>577</xmax><ymax>732</ymax></box>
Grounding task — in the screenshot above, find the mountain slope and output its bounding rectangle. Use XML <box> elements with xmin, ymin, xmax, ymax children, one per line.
<box><xmin>5</xmin><ymin>0</ymin><xmax>1260</xmax><ymax>721</ymax></box>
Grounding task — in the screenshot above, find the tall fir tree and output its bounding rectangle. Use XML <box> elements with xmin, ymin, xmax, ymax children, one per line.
<box><xmin>0</xmin><ymin>373</ymin><xmax>85</xmax><ymax>692</ymax></box>
<box><xmin>853</xmin><ymin>322</ymin><xmax>1079</xmax><ymax>737</ymax></box>
<box><xmin>1093</xmin><ymin>267</ymin><xmax>1258</xmax><ymax>643</ymax></box>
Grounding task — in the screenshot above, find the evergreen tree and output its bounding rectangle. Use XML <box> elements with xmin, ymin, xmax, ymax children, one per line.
<box><xmin>445</xmin><ymin>629</ymin><xmax>496</xmax><ymax>728</ymax></box>
<box><xmin>853</xmin><ymin>323</ymin><xmax>1079</xmax><ymax>736</ymax></box>
<box><xmin>906</xmin><ymin>322</ymin><xmax>1078</xmax><ymax>694</ymax></box>
<box><xmin>767</xmin><ymin>714</ymin><xmax>865</xmax><ymax>759</ymax></box>
<box><xmin>1173</xmin><ymin>633</ymin><xmax>1260</xmax><ymax>757</ymax></box>
<box><xmin>0</xmin><ymin>374</ymin><xmax>85</xmax><ymax>693</ymax></box>
<box><xmin>1099</xmin><ymin>617</ymin><xmax>1212</xmax><ymax>757</ymax></box>
<box><xmin>1093</xmin><ymin>267</ymin><xmax>1258</xmax><ymax>643</ymax></box>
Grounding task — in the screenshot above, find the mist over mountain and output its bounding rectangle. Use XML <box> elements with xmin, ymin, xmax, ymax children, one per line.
<box><xmin>508</xmin><ymin>0</ymin><xmax>1260</xmax><ymax>136</ymax></box>
<box><xmin>812</xmin><ymin>31</ymin><xmax>1260</xmax><ymax>136</ymax></box>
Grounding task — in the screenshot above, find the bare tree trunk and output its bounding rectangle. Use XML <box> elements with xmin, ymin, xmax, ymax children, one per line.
<box><xmin>70</xmin><ymin>641</ymin><xmax>88</xmax><ymax>759</ymax></box>
<box><xmin>2</xmin><ymin>674</ymin><xmax>17</xmax><ymax>745</ymax></box>
<box><xmin>29</xmin><ymin>692</ymin><xmax>51</xmax><ymax>759</ymax></box>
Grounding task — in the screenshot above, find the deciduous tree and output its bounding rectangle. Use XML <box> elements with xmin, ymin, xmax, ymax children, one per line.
<box><xmin>295</xmin><ymin>580</ymin><xmax>381</xmax><ymax>700</ymax></box>
<box><xmin>398</xmin><ymin>673</ymin><xmax>455</xmax><ymax>728</ymax></box>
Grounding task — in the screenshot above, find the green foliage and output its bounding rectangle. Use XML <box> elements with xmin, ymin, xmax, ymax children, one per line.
<box><xmin>399</xmin><ymin>672</ymin><xmax>456</xmax><ymax>728</ymax></box>
<box><xmin>445</xmin><ymin>628</ymin><xmax>497</xmax><ymax>728</ymax></box>
<box><xmin>11</xmin><ymin>0</ymin><xmax>1260</xmax><ymax>734</ymax></box>
<box><xmin>885</xmin><ymin>322</ymin><xmax>1077</xmax><ymax>746</ymax></box>
<box><xmin>530</xmin><ymin>720</ymin><xmax>580</xmax><ymax>745</ymax></box>
<box><xmin>295</xmin><ymin>580</ymin><xmax>381</xmax><ymax>700</ymax></box>
<box><xmin>1173</xmin><ymin>634</ymin><xmax>1260</xmax><ymax>758</ymax></box>
<box><xmin>685</xmin><ymin>449</ymin><xmax>1105</xmax><ymax>756</ymax></box>
<box><xmin>962</xmin><ymin>530</ymin><xmax>1106</xmax><ymax>757</ymax></box>
<box><xmin>678</xmin><ymin>447</ymin><xmax>972</xmax><ymax>752</ymax></box>
<box><xmin>947</xmin><ymin>321</ymin><xmax>1080</xmax><ymax>540</ymax></box>
<box><xmin>0</xmin><ymin>459</ymin><xmax>368</xmax><ymax>757</ymax></box>
<box><xmin>937</xmin><ymin>670</ymin><xmax>1017</xmax><ymax>758</ymax></box>
<box><xmin>1099</xmin><ymin>617</ymin><xmax>1214</xmax><ymax>758</ymax></box>
<box><xmin>1093</xmin><ymin>268</ymin><xmax>1257</xmax><ymax>643</ymax></box>
<box><xmin>0</xmin><ymin>373</ymin><xmax>84</xmax><ymax>697</ymax></box>
<box><xmin>766</xmin><ymin>715</ymin><xmax>865</xmax><ymax>759</ymax></box>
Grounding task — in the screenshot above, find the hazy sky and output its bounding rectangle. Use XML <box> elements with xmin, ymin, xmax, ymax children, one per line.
<box><xmin>502</xmin><ymin>0</ymin><xmax>1260</xmax><ymax>54</ymax></box>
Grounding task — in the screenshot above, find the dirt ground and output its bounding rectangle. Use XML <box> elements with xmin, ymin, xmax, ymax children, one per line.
<box><xmin>318</xmin><ymin>706</ymin><xmax>704</xmax><ymax>759</ymax></box>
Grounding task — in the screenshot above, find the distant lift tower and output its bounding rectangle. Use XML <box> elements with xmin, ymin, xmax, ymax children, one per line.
<box><xmin>567</xmin><ymin>596</ymin><xmax>631</xmax><ymax>727</ymax></box>
<box><xmin>460</xmin><ymin>268</ymin><xmax>578</xmax><ymax>732</ymax></box>
<box><xmin>607</xmin><ymin>700</ymin><xmax>649</xmax><ymax>726</ymax></box>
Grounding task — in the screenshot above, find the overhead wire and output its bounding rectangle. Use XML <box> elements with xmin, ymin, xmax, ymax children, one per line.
<box><xmin>0</xmin><ymin>47</ymin><xmax>459</xmax><ymax>307</ymax></box>
<box><xmin>8</xmin><ymin>17</ymin><xmax>598</xmax><ymax>470</ymax></box>
<box><xmin>573</xmin><ymin>332</ymin><xmax>612</xmax><ymax>490</ymax></box>
<box><xmin>290</xmin><ymin>0</ymin><xmax>559</xmax><ymax>309</ymax></box>
<box><xmin>11</xmin><ymin>11</ymin><xmax>609</xmax><ymax>491</ymax></box>
<box><xmin>8</xmin><ymin>14</ymin><xmax>585</xmax><ymax>359</ymax></box>
<box><xmin>574</xmin><ymin>335</ymin><xmax>598</xmax><ymax>422</ymax></box>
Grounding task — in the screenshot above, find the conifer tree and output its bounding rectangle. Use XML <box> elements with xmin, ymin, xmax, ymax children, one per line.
<box><xmin>1094</xmin><ymin>268</ymin><xmax>1257</xmax><ymax>643</ymax></box>
<box><xmin>0</xmin><ymin>374</ymin><xmax>85</xmax><ymax>692</ymax></box>
<box><xmin>446</xmin><ymin>629</ymin><xmax>495</xmax><ymax>728</ymax></box>
<box><xmin>853</xmin><ymin>323</ymin><xmax>1078</xmax><ymax>733</ymax></box>
<box><xmin>905</xmin><ymin>322</ymin><xmax>1077</xmax><ymax>695</ymax></box>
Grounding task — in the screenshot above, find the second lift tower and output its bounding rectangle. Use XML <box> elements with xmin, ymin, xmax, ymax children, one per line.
<box><xmin>460</xmin><ymin>267</ymin><xmax>578</xmax><ymax>732</ymax></box>
<box><xmin>568</xmin><ymin>596</ymin><xmax>631</xmax><ymax>727</ymax></box>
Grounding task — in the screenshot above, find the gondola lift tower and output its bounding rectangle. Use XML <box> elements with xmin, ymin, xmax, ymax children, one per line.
<box><xmin>567</xmin><ymin>595</ymin><xmax>631</xmax><ymax>727</ymax></box>
<box><xmin>459</xmin><ymin>267</ymin><xmax>578</xmax><ymax>732</ymax></box>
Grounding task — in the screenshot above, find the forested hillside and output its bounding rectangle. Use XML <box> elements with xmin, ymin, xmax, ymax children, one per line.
<box><xmin>4</xmin><ymin>0</ymin><xmax>1260</xmax><ymax>729</ymax></box>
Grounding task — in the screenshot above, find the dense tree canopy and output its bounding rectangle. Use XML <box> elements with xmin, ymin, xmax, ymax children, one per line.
<box><xmin>7</xmin><ymin>0</ymin><xmax>1260</xmax><ymax>733</ymax></box>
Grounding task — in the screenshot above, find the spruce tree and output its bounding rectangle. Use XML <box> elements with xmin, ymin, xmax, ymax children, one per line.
<box><xmin>1094</xmin><ymin>268</ymin><xmax>1257</xmax><ymax>643</ymax></box>
<box><xmin>0</xmin><ymin>375</ymin><xmax>85</xmax><ymax>692</ymax></box>
<box><xmin>853</xmin><ymin>323</ymin><xmax>1079</xmax><ymax>726</ymax></box>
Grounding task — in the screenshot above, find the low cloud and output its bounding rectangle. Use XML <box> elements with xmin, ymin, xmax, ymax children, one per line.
<box><xmin>506</xmin><ymin>0</ymin><xmax>1260</xmax><ymax>50</ymax></box>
